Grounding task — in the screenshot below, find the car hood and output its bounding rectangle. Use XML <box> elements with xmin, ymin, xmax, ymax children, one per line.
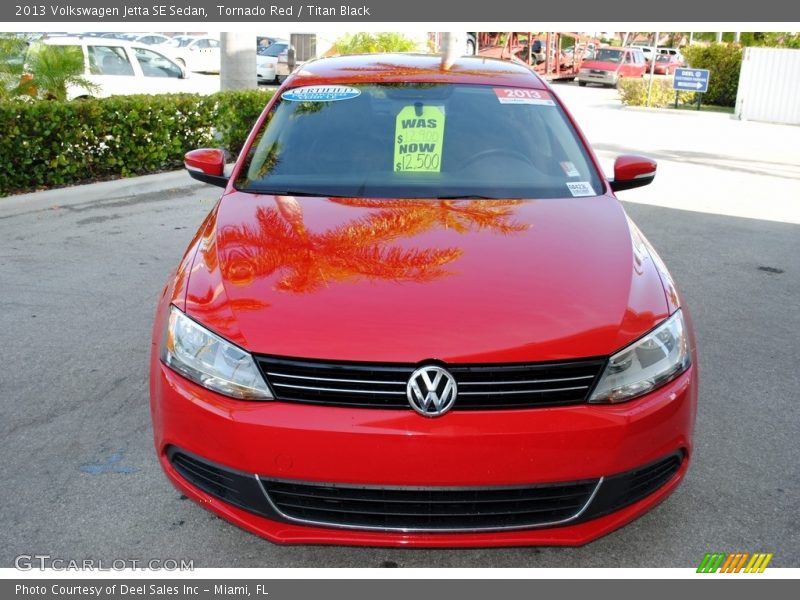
<box><xmin>179</xmin><ymin>193</ymin><xmax>670</xmax><ymax>363</ymax></box>
<box><xmin>581</xmin><ymin>60</ymin><xmax>622</xmax><ymax>72</ymax></box>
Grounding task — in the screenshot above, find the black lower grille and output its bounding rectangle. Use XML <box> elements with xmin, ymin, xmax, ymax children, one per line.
<box><xmin>169</xmin><ymin>450</ymin><xmax>270</xmax><ymax>516</ymax></box>
<box><xmin>255</xmin><ymin>355</ymin><xmax>605</xmax><ymax>410</ymax></box>
<box><xmin>259</xmin><ymin>478</ymin><xmax>600</xmax><ymax>531</ymax></box>
<box><xmin>579</xmin><ymin>452</ymin><xmax>684</xmax><ymax>521</ymax></box>
<box><xmin>168</xmin><ymin>448</ymin><xmax>685</xmax><ymax>533</ymax></box>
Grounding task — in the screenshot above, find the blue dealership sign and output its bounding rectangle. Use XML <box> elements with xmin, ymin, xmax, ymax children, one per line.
<box><xmin>673</xmin><ymin>68</ymin><xmax>710</xmax><ymax>93</ymax></box>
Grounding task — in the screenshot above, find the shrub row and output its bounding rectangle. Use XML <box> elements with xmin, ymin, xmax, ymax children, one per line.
<box><xmin>681</xmin><ymin>44</ymin><xmax>743</xmax><ymax>106</ymax></box>
<box><xmin>0</xmin><ymin>89</ymin><xmax>273</xmax><ymax>195</ymax></box>
<box><xmin>617</xmin><ymin>77</ymin><xmax>696</xmax><ymax>108</ymax></box>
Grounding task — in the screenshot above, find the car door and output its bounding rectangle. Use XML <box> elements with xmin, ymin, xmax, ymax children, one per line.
<box><xmin>205</xmin><ymin>38</ymin><xmax>220</xmax><ymax>73</ymax></box>
<box><xmin>191</xmin><ymin>38</ymin><xmax>219</xmax><ymax>72</ymax></box>
<box><xmin>619</xmin><ymin>50</ymin><xmax>634</xmax><ymax>77</ymax></box>
<box><xmin>85</xmin><ymin>43</ymin><xmax>141</xmax><ymax>97</ymax></box>
<box><xmin>633</xmin><ymin>50</ymin><xmax>646</xmax><ymax>75</ymax></box>
<box><xmin>132</xmin><ymin>46</ymin><xmax>187</xmax><ymax>93</ymax></box>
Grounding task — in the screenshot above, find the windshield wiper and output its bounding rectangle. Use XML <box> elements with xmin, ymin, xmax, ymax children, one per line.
<box><xmin>239</xmin><ymin>188</ymin><xmax>324</xmax><ymax>197</ymax></box>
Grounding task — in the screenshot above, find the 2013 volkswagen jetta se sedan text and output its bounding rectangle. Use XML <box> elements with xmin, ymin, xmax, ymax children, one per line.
<box><xmin>150</xmin><ymin>54</ymin><xmax>698</xmax><ymax>547</ymax></box>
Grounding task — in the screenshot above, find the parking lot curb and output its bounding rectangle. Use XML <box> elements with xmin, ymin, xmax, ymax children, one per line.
<box><xmin>621</xmin><ymin>105</ymin><xmax>736</xmax><ymax>119</ymax></box>
<box><xmin>1</xmin><ymin>169</ymin><xmax>202</xmax><ymax>216</ymax></box>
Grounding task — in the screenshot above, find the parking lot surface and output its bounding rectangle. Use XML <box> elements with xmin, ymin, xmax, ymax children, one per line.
<box><xmin>1</xmin><ymin>84</ymin><xmax>798</xmax><ymax>568</ymax></box>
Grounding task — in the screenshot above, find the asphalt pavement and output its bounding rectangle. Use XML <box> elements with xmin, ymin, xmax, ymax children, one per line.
<box><xmin>1</xmin><ymin>84</ymin><xmax>798</xmax><ymax>568</ymax></box>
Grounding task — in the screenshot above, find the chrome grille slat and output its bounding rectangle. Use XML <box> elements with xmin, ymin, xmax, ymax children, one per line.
<box><xmin>266</xmin><ymin>487</ymin><xmax>595</xmax><ymax>504</ymax></box>
<box><xmin>256</xmin><ymin>355</ymin><xmax>605</xmax><ymax>410</ymax></box>
<box><xmin>270</xmin><ymin>499</ymin><xmax>588</xmax><ymax>518</ymax></box>
<box><xmin>272</xmin><ymin>382</ymin><xmax>406</xmax><ymax>395</ymax></box>
<box><xmin>459</xmin><ymin>385</ymin><xmax>589</xmax><ymax>396</ymax></box>
<box><xmin>458</xmin><ymin>375</ymin><xmax>595</xmax><ymax>386</ymax></box>
<box><xmin>266</xmin><ymin>372</ymin><xmax>406</xmax><ymax>385</ymax></box>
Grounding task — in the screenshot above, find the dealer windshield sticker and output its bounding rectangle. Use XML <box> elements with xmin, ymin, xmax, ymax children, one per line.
<box><xmin>494</xmin><ymin>88</ymin><xmax>556</xmax><ymax>105</ymax></box>
<box><xmin>282</xmin><ymin>85</ymin><xmax>361</xmax><ymax>102</ymax></box>
<box><xmin>394</xmin><ymin>105</ymin><xmax>446</xmax><ymax>173</ymax></box>
<box><xmin>560</xmin><ymin>161</ymin><xmax>580</xmax><ymax>177</ymax></box>
<box><xmin>566</xmin><ymin>181</ymin><xmax>596</xmax><ymax>197</ymax></box>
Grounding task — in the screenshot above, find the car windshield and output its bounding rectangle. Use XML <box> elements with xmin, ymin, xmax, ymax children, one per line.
<box><xmin>594</xmin><ymin>49</ymin><xmax>623</xmax><ymax>63</ymax></box>
<box><xmin>236</xmin><ymin>83</ymin><xmax>603</xmax><ymax>199</ymax></box>
<box><xmin>260</xmin><ymin>43</ymin><xmax>287</xmax><ymax>57</ymax></box>
<box><xmin>167</xmin><ymin>37</ymin><xmax>194</xmax><ymax>48</ymax></box>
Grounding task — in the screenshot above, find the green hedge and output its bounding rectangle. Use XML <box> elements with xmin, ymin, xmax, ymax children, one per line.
<box><xmin>214</xmin><ymin>89</ymin><xmax>272</xmax><ymax>157</ymax></box>
<box><xmin>0</xmin><ymin>89</ymin><xmax>273</xmax><ymax>195</ymax></box>
<box><xmin>617</xmin><ymin>77</ymin><xmax>695</xmax><ymax>108</ymax></box>
<box><xmin>681</xmin><ymin>44</ymin><xmax>743</xmax><ymax>106</ymax></box>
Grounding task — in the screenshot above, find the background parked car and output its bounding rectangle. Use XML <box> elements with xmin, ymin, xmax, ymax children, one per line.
<box><xmin>657</xmin><ymin>47</ymin><xmax>685</xmax><ymax>64</ymax></box>
<box><xmin>30</xmin><ymin>36</ymin><xmax>201</xmax><ymax>99</ymax></box>
<box><xmin>164</xmin><ymin>36</ymin><xmax>220</xmax><ymax>73</ymax></box>
<box><xmin>576</xmin><ymin>46</ymin><xmax>647</xmax><ymax>87</ymax></box>
<box><xmin>256</xmin><ymin>40</ymin><xmax>294</xmax><ymax>84</ymax></box>
<box><xmin>130</xmin><ymin>33</ymin><xmax>172</xmax><ymax>47</ymax></box>
<box><xmin>652</xmin><ymin>53</ymin><xmax>684</xmax><ymax>75</ymax></box>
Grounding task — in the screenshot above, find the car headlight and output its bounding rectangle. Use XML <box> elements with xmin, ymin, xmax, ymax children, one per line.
<box><xmin>161</xmin><ymin>306</ymin><xmax>273</xmax><ymax>400</ymax></box>
<box><xmin>589</xmin><ymin>310</ymin><xmax>691</xmax><ymax>404</ymax></box>
<box><xmin>579</xmin><ymin>68</ymin><xmax>590</xmax><ymax>74</ymax></box>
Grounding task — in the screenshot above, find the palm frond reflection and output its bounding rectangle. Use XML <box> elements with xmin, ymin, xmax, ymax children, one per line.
<box><xmin>212</xmin><ymin>197</ymin><xmax>530</xmax><ymax>295</ymax></box>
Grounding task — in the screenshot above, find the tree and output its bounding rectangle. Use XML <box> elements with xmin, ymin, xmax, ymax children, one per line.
<box><xmin>18</xmin><ymin>44</ymin><xmax>98</xmax><ymax>101</ymax></box>
<box><xmin>0</xmin><ymin>34</ymin><xmax>27</xmax><ymax>100</ymax></box>
<box><xmin>331</xmin><ymin>33</ymin><xmax>418</xmax><ymax>55</ymax></box>
<box><xmin>220</xmin><ymin>32</ymin><xmax>256</xmax><ymax>91</ymax></box>
<box><xmin>682</xmin><ymin>43</ymin><xmax>743</xmax><ymax>106</ymax></box>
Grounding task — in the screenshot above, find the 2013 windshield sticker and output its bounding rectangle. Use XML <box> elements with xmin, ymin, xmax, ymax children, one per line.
<box><xmin>394</xmin><ymin>105</ymin><xmax>446</xmax><ymax>173</ymax></box>
<box><xmin>282</xmin><ymin>85</ymin><xmax>361</xmax><ymax>102</ymax></box>
<box><xmin>566</xmin><ymin>181</ymin><xmax>596</xmax><ymax>197</ymax></box>
<box><xmin>494</xmin><ymin>88</ymin><xmax>555</xmax><ymax>105</ymax></box>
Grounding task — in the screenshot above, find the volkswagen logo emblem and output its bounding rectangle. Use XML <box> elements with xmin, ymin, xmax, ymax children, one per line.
<box><xmin>406</xmin><ymin>366</ymin><xmax>457</xmax><ymax>417</ymax></box>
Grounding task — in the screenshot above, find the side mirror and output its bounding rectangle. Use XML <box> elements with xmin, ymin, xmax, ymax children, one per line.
<box><xmin>609</xmin><ymin>155</ymin><xmax>657</xmax><ymax>192</ymax></box>
<box><xmin>185</xmin><ymin>148</ymin><xmax>228</xmax><ymax>188</ymax></box>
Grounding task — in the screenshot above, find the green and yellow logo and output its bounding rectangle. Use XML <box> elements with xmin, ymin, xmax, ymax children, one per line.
<box><xmin>697</xmin><ymin>553</ymin><xmax>773</xmax><ymax>573</ymax></box>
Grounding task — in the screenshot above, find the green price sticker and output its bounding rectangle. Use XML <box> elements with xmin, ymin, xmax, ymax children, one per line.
<box><xmin>393</xmin><ymin>105</ymin><xmax>445</xmax><ymax>173</ymax></box>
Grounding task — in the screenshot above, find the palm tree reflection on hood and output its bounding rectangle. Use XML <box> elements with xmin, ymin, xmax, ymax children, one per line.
<box><xmin>213</xmin><ymin>196</ymin><xmax>530</xmax><ymax>294</ymax></box>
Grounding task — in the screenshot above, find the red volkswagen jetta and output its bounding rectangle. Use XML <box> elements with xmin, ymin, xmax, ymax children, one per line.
<box><xmin>150</xmin><ymin>54</ymin><xmax>697</xmax><ymax>547</ymax></box>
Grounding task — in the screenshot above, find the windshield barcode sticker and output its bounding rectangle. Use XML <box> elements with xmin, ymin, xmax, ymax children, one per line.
<box><xmin>566</xmin><ymin>181</ymin><xmax>596</xmax><ymax>197</ymax></box>
<box><xmin>494</xmin><ymin>88</ymin><xmax>555</xmax><ymax>105</ymax></box>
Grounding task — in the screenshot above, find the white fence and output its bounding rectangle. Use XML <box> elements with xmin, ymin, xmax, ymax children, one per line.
<box><xmin>735</xmin><ymin>47</ymin><xmax>800</xmax><ymax>125</ymax></box>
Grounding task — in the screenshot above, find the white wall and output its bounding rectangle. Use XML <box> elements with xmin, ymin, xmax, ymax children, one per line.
<box><xmin>736</xmin><ymin>47</ymin><xmax>800</xmax><ymax>125</ymax></box>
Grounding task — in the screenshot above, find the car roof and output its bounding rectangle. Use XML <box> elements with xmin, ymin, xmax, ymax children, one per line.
<box><xmin>41</xmin><ymin>35</ymin><xmax>128</xmax><ymax>45</ymax></box>
<box><xmin>290</xmin><ymin>53</ymin><xmax>546</xmax><ymax>88</ymax></box>
<box><xmin>39</xmin><ymin>36</ymin><xmax>155</xmax><ymax>52</ymax></box>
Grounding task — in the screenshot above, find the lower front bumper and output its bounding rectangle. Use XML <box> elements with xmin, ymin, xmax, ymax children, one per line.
<box><xmin>577</xmin><ymin>72</ymin><xmax>619</xmax><ymax>85</ymax></box>
<box><xmin>151</xmin><ymin>359</ymin><xmax>697</xmax><ymax>547</ymax></box>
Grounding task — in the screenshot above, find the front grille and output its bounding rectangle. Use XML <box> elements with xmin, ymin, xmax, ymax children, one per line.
<box><xmin>258</xmin><ymin>478</ymin><xmax>600</xmax><ymax>532</ymax></box>
<box><xmin>255</xmin><ymin>355</ymin><xmax>605</xmax><ymax>410</ymax></box>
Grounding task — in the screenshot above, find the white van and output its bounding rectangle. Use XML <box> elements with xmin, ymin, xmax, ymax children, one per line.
<box><xmin>30</xmin><ymin>36</ymin><xmax>215</xmax><ymax>100</ymax></box>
